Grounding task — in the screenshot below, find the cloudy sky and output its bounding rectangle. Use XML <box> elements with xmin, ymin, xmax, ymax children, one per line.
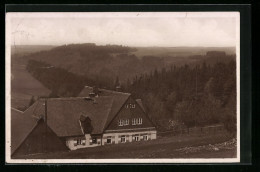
<box><xmin>8</xmin><ymin>12</ymin><xmax>239</xmax><ymax>47</ymax></box>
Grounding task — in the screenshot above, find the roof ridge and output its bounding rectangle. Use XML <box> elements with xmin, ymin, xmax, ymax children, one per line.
<box><xmin>83</xmin><ymin>85</ymin><xmax>131</xmax><ymax>95</ymax></box>
<box><xmin>39</xmin><ymin>96</ymin><xmax>114</xmax><ymax>101</ymax></box>
<box><xmin>11</xmin><ymin>107</ymin><xmax>24</xmax><ymax>113</ymax></box>
<box><xmin>99</xmin><ymin>88</ymin><xmax>131</xmax><ymax>95</ymax></box>
<box><xmin>101</xmin><ymin>97</ymin><xmax>115</xmax><ymax>132</ymax></box>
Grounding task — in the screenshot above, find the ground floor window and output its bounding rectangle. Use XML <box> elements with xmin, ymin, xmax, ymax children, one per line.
<box><xmin>92</xmin><ymin>137</ymin><xmax>97</xmax><ymax>144</ymax></box>
<box><xmin>121</xmin><ymin>135</ymin><xmax>126</xmax><ymax>143</ymax></box>
<box><xmin>107</xmin><ymin>136</ymin><xmax>112</xmax><ymax>144</ymax></box>
<box><xmin>133</xmin><ymin>135</ymin><xmax>139</xmax><ymax>141</ymax></box>
<box><xmin>143</xmin><ymin>135</ymin><xmax>148</xmax><ymax>141</ymax></box>
<box><xmin>77</xmin><ymin>139</ymin><xmax>82</xmax><ymax>145</ymax></box>
<box><xmin>74</xmin><ymin>138</ymin><xmax>86</xmax><ymax>146</ymax></box>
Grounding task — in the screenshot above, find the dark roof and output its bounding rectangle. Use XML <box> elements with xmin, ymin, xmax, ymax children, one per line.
<box><xmin>78</xmin><ymin>86</ymin><xmax>131</xmax><ymax>130</ymax></box>
<box><xmin>11</xmin><ymin>108</ymin><xmax>39</xmax><ymax>155</ymax></box>
<box><xmin>19</xmin><ymin>87</ymin><xmax>135</xmax><ymax>138</ymax></box>
<box><xmin>26</xmin><ymin>97</ymin><xmax>114</xmax><ymax>136</ymax></box>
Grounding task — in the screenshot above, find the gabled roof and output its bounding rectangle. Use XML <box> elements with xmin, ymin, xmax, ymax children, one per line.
<box><xmin>17</xmin><ymin>87</ymin><xmax>134</xmax><ymax>138</ymax></box>
<box><xmin>25</xmin><ymin>97</ymin><xmax>114</xmax><ymax>136</ymax></box>
<box><xmin>11</xmin><ymin>108</ymin><xmax>39</xmax><ymax>155</ymax></box>
<box><xmin>78</xmin><ymin>86</ymin><xmax>131</xmax><ymax>130</ymax></box>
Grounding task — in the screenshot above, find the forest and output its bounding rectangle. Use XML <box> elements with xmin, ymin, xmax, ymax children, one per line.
<box><xmin>26</xmin><ymin>57</ymin><xmax>236</xmax><ymax>134</ymax></box>
<box><xmin>124</xmin><ymin>60</ymin><xmax>236</xmax><ymax>134</ymax></box>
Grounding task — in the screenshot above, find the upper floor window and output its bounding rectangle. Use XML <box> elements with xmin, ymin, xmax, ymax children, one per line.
<box><xmin>125</xmin><ymin>119</ymin><xmax>129</xmax><ymax>125</ymax></box>
<box><xmin>125</xmin><ymin>103</ymin><xmax>136</xmax><ymax>109</ymax></box>
<box><xmin>119</xmin><ymin>119</ymin><xmax>130</xmax><ymax>126</ymax></box>
<box><xmin>129</xmin><ymin>104</ymin><xmax>136</xmax><ymax>108</ymax></box>
<box><xmin>118</xmin><ymin>119</ymin><xmax>124</xmax><ymax>126</ymax></box>
<box><xmin>138</xmin><ymin>118</ymin><xmax>142</xmax><ymax>124</ymax></box>
<box><xmin>132</xmin><ymin>118</ymin><xmax>136</xmax><ymax>125</ymax></box>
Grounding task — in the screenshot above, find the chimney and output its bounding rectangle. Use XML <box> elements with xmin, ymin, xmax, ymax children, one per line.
<box><xmin>116</xmin><ymin>86</ymin><xmax>121</xmax><ymax>92</ymax></box>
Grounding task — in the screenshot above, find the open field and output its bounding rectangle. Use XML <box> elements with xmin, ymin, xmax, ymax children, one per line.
<box><xmin>11</xmin><ymin>64</ymin><xmax>50</xmax><ymax>109</ymax></box>
<box><xmin>10</xmin><ymin>45</ymin><xmax>53</xmax><ymax>109</ymax></box>
<box><xmin>14</xmin><ymin>131</ymin><xmax>236</xmax><ymax>159</ymax></box>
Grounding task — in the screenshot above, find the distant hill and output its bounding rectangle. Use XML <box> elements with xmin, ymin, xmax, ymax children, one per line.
<box><xmin>11</xmin><ymin>45</ymin><xmax>56</xmax><ymax>56</ymax></box>
<box><xmin>14</xmin><ymin>43</ymin><xmax>236</xmax><ymax>85</ymax></box>
<box><xmin>132</xmin><ymin>46</ymin><xmax>236</xmax><ymax>59</ymax></box>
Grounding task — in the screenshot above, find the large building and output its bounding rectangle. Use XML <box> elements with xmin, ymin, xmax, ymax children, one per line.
<box><xmin>11</xmin><ymin>87</ymin><xmax>157</xmax><ymax>152</ymax></box>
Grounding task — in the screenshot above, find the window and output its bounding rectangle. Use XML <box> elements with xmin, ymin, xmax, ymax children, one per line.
<box><xmin>125</xmin><ymin>104</ymin><xmax>129</xmax><ymax>108</ymax></box>
<box><xmin>133</xmin><ymin>135</ymin><xmax>139</xmax><ymax>141</ymax></box>
<box><xmin>121</xmin><ymin>135</ymin><xmax>126</xmax><ymax>143</ymax></box>
<box><xmin>75</xmin><ymin>138</ymin><xmax>86</xmax><ymax>146</ymax></box>
<box><xmin>125</xmin><ymin>119</ymin><xmax>129</xmax><ymax>125</ymax></box>
<box><xmin>107</xmin><ymin>136</ymin><xmax>112</xmax><ymax>144</ymax></box>
<box><xmin>143</xmin><ymin>135</ymin><xmax>148</xmax><ymax>141</ymax></box>
<box><xmin>137</xmin><ymin>118</ymin><xmax>142</xmax><ymax>125</ymax></box>
<box><xmin>92</xmin><ymin>137</ymin><xmax>97</xmax><ymax>144</ymax></box>
<box><xmin>129</xmin><ymin>104</ymin><xmax>136</xmax><ymax>108</ymax></box>
<box><xmin>132</xmin><ymin>118</ymin><xmax>136</xmax><ymax>125</ymax></box>
<box><xmin>118</xmin><ymin>119</ymin><xmax>124</xmax><ymax>126</ymax></box>
<box><xmin>77</xmin><ymin>139</ymin><xmax>82</xmax><ymax>145</ymax></box>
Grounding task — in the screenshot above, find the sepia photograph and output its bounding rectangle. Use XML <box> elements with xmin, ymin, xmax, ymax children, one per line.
<box><xmin>5</xmin><ymin>12</ymin><xmax>240</xmax><ymax>163</ymax></box>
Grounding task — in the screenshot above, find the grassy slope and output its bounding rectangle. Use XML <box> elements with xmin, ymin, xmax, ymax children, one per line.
<box><xmin>14</xmin><ymin>131</ymin><xmax>236</xmax><ymax>159</ymax></box>
<box><xmin>11</xmin><ymin>46</ymin><xmax>53</xmax><ymax>109</ymax></box>
<box><xmin>11</xmin><ymin>64</ymin><xmax>51</xmax><ymax>108</ymax></box>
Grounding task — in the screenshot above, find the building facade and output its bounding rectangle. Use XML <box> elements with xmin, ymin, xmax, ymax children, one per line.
<box><xmin>65</xmin><ymin>92</ymin><xmax>157</xmax><ymax>150</ymax></box>
<box><xmin>12</xmin><ymin>86</ymin><xmax>157</xmax><ymax>152</ymax></box>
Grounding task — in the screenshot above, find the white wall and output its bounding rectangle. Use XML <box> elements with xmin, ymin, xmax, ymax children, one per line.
<box><xmin>66</xmin><ymin>130</ymin><xmax>157</xmax><ymax>150</ymax></box>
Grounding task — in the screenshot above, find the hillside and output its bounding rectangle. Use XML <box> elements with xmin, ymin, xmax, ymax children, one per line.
<box><xmin>20</xmin><ymin>44</ymin><xmax>236</xmax><ymax>85</ymax></box>
<box><xmin>11</xmin><ymin>45</ymin><xmax>56</xmax><ymax>56</ymax></box>
<box><xmin>11</xmin><ymin>45</ymin><xmax>54</xmax><ymax>110</ymax></box>
<box><xmin>132</xmin><ymin>46</ymin><xmax>235</xmax><ymax>59</ymax></box>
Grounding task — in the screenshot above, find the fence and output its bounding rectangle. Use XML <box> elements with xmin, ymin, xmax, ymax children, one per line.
<box><xmin>157</xmin><ymin>124</ymin><xmax>225</xmax><ymax>137</ymax></box>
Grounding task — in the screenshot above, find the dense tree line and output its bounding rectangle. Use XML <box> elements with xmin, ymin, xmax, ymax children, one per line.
<box><xmin>26</xmin><ymin>60</ymin><xmax>115</xmax><ymax>97</ymax></box>
<box><xmin>124</xmin><ymin>60</ymin><xmax>236</xmax><ymax>134</ymax></box>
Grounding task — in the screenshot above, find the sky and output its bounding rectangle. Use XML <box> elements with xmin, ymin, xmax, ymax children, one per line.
<box><xmin>8</xmin><ymin>12</ymin><xmax>239</xmax><ymax>47</ymax></box>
